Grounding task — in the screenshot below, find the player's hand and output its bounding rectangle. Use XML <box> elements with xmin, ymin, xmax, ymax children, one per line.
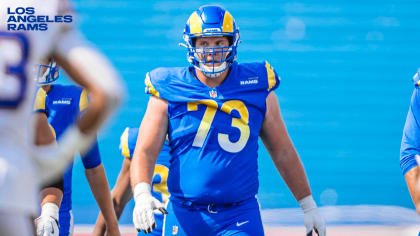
<box><xmin>132</xmin><ymin>183</ymin><xmax>168</xmax><ymax>234</ymax></box>
<box><xmin>304</xmin><ymin>207</ymin><xmax>326</xmax><ymax>236</ymax></box>
<box><xmin>34</xmin><ymin>215</ymin><xmax>59</xmax><ymax>236</ymax></box>
<box><xmin>298</xmin><ymin>195</ymin><xmax>326</xmax><ymax>236</ymax></box>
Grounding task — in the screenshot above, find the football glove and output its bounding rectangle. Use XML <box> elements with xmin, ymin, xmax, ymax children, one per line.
<box><xmin>34</xmin><ymin>203</ymin><xmax>59</xmax><ymax>236</ymax></box>
<box><xmin>132</xmin><ymin>182</ymin><xmax>167</xmax><ymax>234</ymax></box>
<box><xmin>298</xmin><ymin>195</ymin><xmax>326</xmax><ymax>236</ymax></box>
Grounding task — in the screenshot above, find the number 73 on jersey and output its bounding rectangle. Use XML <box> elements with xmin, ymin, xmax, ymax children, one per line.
<box><xmin>187</xmin><ymin>99</ymin><xmax>250</xmax><ymax>153</ymax></box>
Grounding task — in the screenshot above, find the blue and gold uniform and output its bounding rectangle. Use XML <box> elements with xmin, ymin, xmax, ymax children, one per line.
<box><xmin>401</xmin><ymin>68</ymin><xmax>420</xmax><ymax>174</ymax></box>
<box><xmin>145</xmin><ymin>61</ymin><xmax>280</xmax><ymax>235</ymax></box>
<box><xmin>119</xmin><ymin>127</ymin><xmax>171</xmax><ymax>236</ymax></box>
<box><xmin>34</xmin><ymin>84</ymin><xmax>101</xmax><ymax>236</ymax></box>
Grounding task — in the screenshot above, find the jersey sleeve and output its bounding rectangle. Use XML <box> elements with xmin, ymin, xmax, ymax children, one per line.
<box><xmin>120</xmin><ymin>127</ymin><xmax>131</xmax><ymax>158</ymax></box>
<box><xmin>81</xmin><ymin>137</ymin><xmax>102</xmax><ymax>169</ymax></box>
<box><xmin>264</xmin><ymin>61</ymin><xmax>281</xmax><ymax>93</ymax></box>
<box><xmin>33</xmin><ymin>88</ymin><xmax>47</xmax><ymax>114</ymax></box>
<box><xmin>79</xmin><ymin>89</ymin><xmax>88</xmax><ymax>112</ymax></box>
<box><xmin>145</xmin><ymin>72</ymin><xmax>160</xmax><ymax>98</ymax></box>
<box><xmin>413</xmin><ymin>68</ymin><xmax>420</xmax><ymax>87</ymax></box>
<box><xmin>400</xmin><ymin>88</ymin><xmax>420</xmax><ymax>175</ymax></box>
<box><xmin>119</xmin><ymin>127</ymin><xmax>139</xmax><ymax>159</ymax></box>
<box><xmin>144</xmin><ymin>67</ymin><xmax>177</xmax><ymax>101</ymax></box>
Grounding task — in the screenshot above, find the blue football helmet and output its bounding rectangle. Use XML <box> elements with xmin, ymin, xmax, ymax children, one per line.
<box><xmin>182</xmin><ymin>5</ymin><xmax>240</xmax><ymax>78</ymax></box>
<box><xmin>36</xmin><ymin>60</ymin><xmax>59</xmax><ymax>85</ymax></box>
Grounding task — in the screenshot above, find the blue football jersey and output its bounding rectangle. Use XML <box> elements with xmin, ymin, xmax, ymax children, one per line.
<box><xmin>400</xmin><ymin>68</ymin><xmax>420</xmax><ymax>175</ymax></box>
<box><xmin>119</xmin><ymin>127</ymin><xmax>171</xmax><ymax>204</ymax></box>
<box><xmin>34</xmin><ymin>84</ymin><xmax>101</xmax><ymax>235</ymax></box>
<box><xmin>145</xmin><ymin>61</ymin><xmax>280</xmax><ymax>204</ymax></box>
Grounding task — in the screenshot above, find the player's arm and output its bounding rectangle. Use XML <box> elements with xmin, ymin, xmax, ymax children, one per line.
<box><xmin>33</xmin><ymin>112</ymin><xmax>62</xmax><ymax>236</ymax></box>
<box><xmin>34</xmin><ymin>112</ymin><xmax>63</xmax><ymax>208</ymax></box>
<box><xmin>401</xmin><ymin>88</ymin><xmax>420</xmax><ymax>214</ymax></box>
<box><xmin>260</xmin><ymin>92</ymin><xmax>311</xmax><ymax>200</ymax></box>
<box><xmin>405</xmin><ymin>167</ymin><xmax>420</xmax><ymax>214</ymax></box>
<box><xmin>260</xmin><ymin>92</ymin><xmax>325</xmax><ymax>236</ymax></box>
<box><xmin>131</xmin><ymin>96</ymin><xmax>168</xmax><ymax>188</ymax></box>
<box><xmin>80</xmin><ymin>140</ymin><xmax>119</xmax><ymax>236</ymax></box>
<box><xmin>130</xmin><ymin>95</ymin><xmax>168</xmax><ymax>233</ymax></box>
<box><xmin>94</xmin><ymin>157</ymin><xmax>133</xmax><ymax>235</ymax></box>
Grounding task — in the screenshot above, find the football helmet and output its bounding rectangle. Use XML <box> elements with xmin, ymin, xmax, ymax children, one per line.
<box><xmin>182</xmin><ymin>5</ymin><xmax>240</xmax><ymax>78</ymax></box>
<box><xmin>36</xmin><ymin>60</ymin><xmax>59</xmax><ymax>85</ymax></box>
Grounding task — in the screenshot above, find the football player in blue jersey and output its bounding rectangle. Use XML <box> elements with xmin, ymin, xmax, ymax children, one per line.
<box><xmin>401</xmin><ymin>68</ymin><xmax>420</xmax><ymax>215</ymax></box>
<box><xmin>130</xmin><ymin>5</ymin><xmax>326</xmax><ymax>236</ymax></box>
<box><xmin>93</xmin><ymin>127</ymin><xmax>171</xmax><ymax>236</ymax></box>
<box><xmin>33</xmin><ymin>60</ymin><xmax>120</xmax><ymax>236</ymax></box>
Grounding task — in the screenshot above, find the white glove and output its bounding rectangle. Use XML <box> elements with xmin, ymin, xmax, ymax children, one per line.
<box><xmin>34</xmin><ymin>203</ymin><xmax>59</xmax><ymax>236</ymax></box>
<box><xmin>298</xmin><ymin>195</ymin><xmax>326</xmax><ymax>236</ymax></box>
<box><xmin>132</xmin><ymin>182</ymin><xmax>167</xmax><ymax>234</ymax></box>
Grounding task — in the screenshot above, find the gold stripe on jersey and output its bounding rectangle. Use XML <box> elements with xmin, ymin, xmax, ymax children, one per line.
<box><xmin>34</xmin><ymin>88</ymin><xmax>47</xmax><ymax>111</ymax></box>
<box><xmin>79</xmin><ymin>89</ymin><xmax>88</xmax><ymax>112</ymax></box>
<box><xmin>120</xmin><ymin>127</ymin><xmax>131</xmax><ymax>158</ymax></box>
<box><xmin>49</xmin><ymin>124</ymin><xmax>56</xmax><ymax>139</ymax></box>
<box><xmin>265</xmin><ymin>61</ymin><xmax>276</xmax><ymax>92</ymax></box>
<box><xmin>145</xmin><ymin>73</ymin><xmax>160</xmax><ymax>97</ymax></box>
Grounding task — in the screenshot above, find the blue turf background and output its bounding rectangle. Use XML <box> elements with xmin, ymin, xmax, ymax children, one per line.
<box><xmin>62</xmin><ymin>0</ymin><xmax>420</xmax><ymax>224</ymax></box>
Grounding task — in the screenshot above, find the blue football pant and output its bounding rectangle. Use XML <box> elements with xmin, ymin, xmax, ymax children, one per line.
<box><xmin>59</xmin><ymin>210</ymin><xmax>73</xmax><ymax>236</ymax></box>
<box><xmin>163</xmin><ymin>197</ymin><xmax>264</xmax><ymax>236</ymax></box>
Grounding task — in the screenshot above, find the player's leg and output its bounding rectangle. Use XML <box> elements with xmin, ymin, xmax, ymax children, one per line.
<box><xmin>0</xmin><ymin>211</ymin><xmax>35</xmax><ymax>236</ymax></box>
<box><xmin>218</xmin><ymin>198</ymin><xmax>264</xmax><ymax>236</ymax></box>
<box><xmin>162</xmin><ymin>200</ymin><xmax>214</xmax><ymax>236</ymax></box>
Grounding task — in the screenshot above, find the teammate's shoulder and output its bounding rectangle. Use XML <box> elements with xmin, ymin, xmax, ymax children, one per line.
<box><xmin>34</xmin><ymin>87</ymin><xmax>47</xmax><ymax>112</ymax></box>
<box><xmin>35</xmin><ymin>86</ymin><xmax>46</xmax><ymax>97</ymax></box>
<box><xmin>413</xmin><ymin>67</ymin><xmax>420</xmax><ymax>87</ymax></box>
<box><xmin>120</xmin><ymin>127</ymin><xmax>139</xmax><ymax>159</ymax></box>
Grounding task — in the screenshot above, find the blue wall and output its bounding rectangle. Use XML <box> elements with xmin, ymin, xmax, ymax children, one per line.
<box><xmin>66</xmin><ymin>0</ymin><xmax>420</xmax><ymax>224</ymax></box>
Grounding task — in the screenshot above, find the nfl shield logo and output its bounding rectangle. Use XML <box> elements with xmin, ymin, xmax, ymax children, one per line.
<box><xmin>209</xmin><ymin>90</ymin><xmax>217</xmax><ymax>98</ymax></box>
<box><xmin>172</xmin><ymin>225</ymin><xmax>178</xmax><ymax>235</ymax></box>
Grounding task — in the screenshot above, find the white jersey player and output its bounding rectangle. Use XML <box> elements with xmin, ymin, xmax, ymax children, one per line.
<box><xmin>0</xmin><ymin>1</ymin><xmax>123</xmax><ymax>235</ymax></box>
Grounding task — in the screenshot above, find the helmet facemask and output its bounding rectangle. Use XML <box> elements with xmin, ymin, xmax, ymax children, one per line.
<box><xmin>190</xmin><ymin>36</ymin><xmax>234</xmax><ymax>78</ymax></box>
<box><xmin>35</xmin><ymin>60</ymin><xmax>59</xmax><ymax>85</ymax></box>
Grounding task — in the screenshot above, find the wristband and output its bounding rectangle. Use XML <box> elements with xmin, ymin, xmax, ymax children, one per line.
<box><xmin>41</xmin><ymin>202</ymin><xmax>59</xmax><ymax>220</ymax></box>
<box><xmin>133</xmin><ymin>182</ymin><xmax>151</xmax><ymax>202</ymax></box>
<box><xmin>298</xmin><ymin>195</ymin><xmax>317</xmax><ymax>213</ymax></box>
